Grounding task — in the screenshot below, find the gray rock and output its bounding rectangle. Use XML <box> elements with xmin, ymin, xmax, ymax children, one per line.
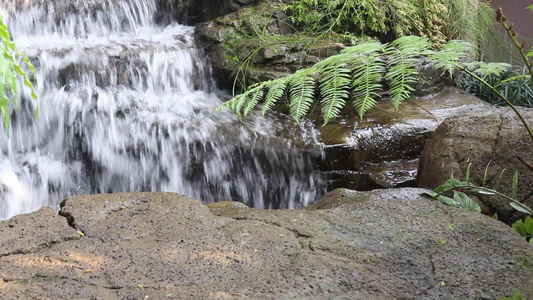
<box><xmin>0</xmin><ymin>190</ymin><xmax>531</xmax><ymax>299</ymax></box>
<box><xmin>418</xmin><ymin>106</ymin><xmax>533</xmax><ymax>222</ymax></box>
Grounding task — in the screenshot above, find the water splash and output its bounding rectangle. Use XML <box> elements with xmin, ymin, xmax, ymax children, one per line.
<box><xmin>0</xmin><ymin>0</ymin><xmax>325</xmax><ymax>220</ymax></box>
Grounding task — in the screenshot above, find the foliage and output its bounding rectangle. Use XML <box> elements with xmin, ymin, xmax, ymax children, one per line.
<box><xmin>512</xmin><ymin>216</ymin><xmax>533</xmax><ymax>246</ymax></box>
<box><xmin>423</xmin><ymin>164</ymin><xmax>533</xmax><ymax>215</ymax></box>
<box><xmin>0</xmin><ymin>17</ymin><xmax>38</xmax><ymax>131</ymax></box>
<box><xmin>501</xmin><ymin>290</ymin><xmax>525</xmax><ymax>300</ymax></box>
<box><xmin>421</xmin><ymin>176</ymin><xmax>481</xmax><ymax>213</ymax></box>
<box><xmin>457</xmin><ymin>66</ymin><xmax>533</xmax><ymax>108</ymax></box>
<box><xmin>283</xmin><ymin>0</ymin><xmax>494</xmax><ymax>48</ymax></box>
<box><xmin>218</xmin><ymin>36</ymin><xmax>464</xmax><ymax>124</ymax></box>
<box><xmin>422</xmin><ymin>164</ymin><xmax>533</xmax><ymax>246</ymax></box>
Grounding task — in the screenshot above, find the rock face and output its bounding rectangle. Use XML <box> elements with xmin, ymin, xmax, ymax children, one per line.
<box><xmin>418</xmin><ymin>107</ymin><xmax>533</xmax><ymax>223</ymax></box>
<box><xmin>314</xmin><ymin>87</ymin><xmax>494</xmax><ymax>191</ymax></box>
<box><xmin>194</xmin><ymin>0</ymin><xmax>355</xmax><ymax>91</ymax></box>
<box><xmin>158</xmin><ymin>0</ymin><xmax>260</xmax><ymax>26</ymax></box>
<box><xmin>1</xmin><ymin>190</ymin><xmax>532</xmax><ymax>299</ymax></box>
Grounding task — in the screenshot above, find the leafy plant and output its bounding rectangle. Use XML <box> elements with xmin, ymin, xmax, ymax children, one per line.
<box><xmin>422</xmin><ymin>164</ymin><xmax>533</xmax><ymax>216</ymax></box>
<box><xmin>283</xmin><ymin>0</ymin><xmax>493</xmax><ymax>49</ymax></box>
<box><xmin>0</xmin><ymin>17</ymin><xmax>38</xmax><ymax>131</ymax></box>
<box><xmin>457</xmin><ymin>66</ymin><xmax>533</xmax><ymax>107</ymax></box>
<box><xmin>512</xmin><ymin>216</ymin><xmax>533</xmax><ymax>246</ymax></box>
<box><xmin>217</xmin><ymin>35</ymin><xmax>462</xmax><ymax>124</ymax></box>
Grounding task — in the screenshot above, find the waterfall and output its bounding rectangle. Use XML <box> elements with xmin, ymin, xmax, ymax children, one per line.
<box><xmin>0</xmin><ymin>0</ymin><xmax>325</xmax><ymax>220</ymax></box>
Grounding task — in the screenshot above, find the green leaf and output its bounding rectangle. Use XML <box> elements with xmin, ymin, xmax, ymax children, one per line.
<box><xmin>434</xmin><ymin>182</ymin><xmax>454</xmax><ymax>194</ymax></box>
<box><xmin>482</xmin><ymin>160</ymin><xmax>491</xmax><ymax>186</ymax></box>
<box><xmin>421</xmin><ymin>191</ymin><xmax>439</xmax><ymax>199</ymax></box>
<box><xmin>453</xmin><ymin>191</ymin><xmax>481</xmax><ymax>213</ymax></box>
<box><xmin>262</xmin><ymin>79</ymin><xmax>288</xmax><ymax>116</ymax></box>
<box><xmin>436</xmin><ymin>195</ymin><xmax>457</xmax><ymax>207</ymax></box>
<box><xmin>509</xmin><ymin>202</ymin><xmax>533</xmax><ymax>215</ymax></box>
<box><xmin>524</xmin><ymin>217</ymin><xmax>533</xmax><ymax>235</ymax></box>
<box><xmin>465</xmin><ymin>163</ymin><xmax>472</xmax><ymax>183</ymax></box>
<box><xmin>492</xmin><ymin>213</ymin><xmax>498</xmax><ymax>220</ymax></box>
<box><xmin>243</xmin><ymin>88</ymin><xmax>264</xmax><ymax>117</ymax></box>
<box><xmin>385</xmin><ymin>36</ymin><xmax>429</xmax><ymax>108</ymax></box>
<box><xmin>513</xmin><ymin>220</ymin><xmax>527</xmax><ymax>236</ymax></box>
<box><xmin>427</xmin><ymin>40</ymin><xmax>472</xmax><ymax>76</ymax></box>
<box><xmin>289</xmin><ymin>75</ymin><xmax>315</xmax><ymax>123</ymax></box>
<box><xmin>352</xmin><ymin>53</ymin><xmax>385</xmax><ymax>118</ymax></box>
<box><xmin>320</xmin><ymin>64</ymin><xmax>351</xmax><ymax>124</ymax></box>
<box><xmin>497</xmin><ymin>168</ymin><xmax>507</xmax><ymax>188</ymax></box>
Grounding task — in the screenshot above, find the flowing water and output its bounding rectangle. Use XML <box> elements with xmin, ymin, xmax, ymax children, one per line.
<box><xmin>0</xmin><ymin>0</ymin><xmax>325</xmax><ymax>220</ymax></box>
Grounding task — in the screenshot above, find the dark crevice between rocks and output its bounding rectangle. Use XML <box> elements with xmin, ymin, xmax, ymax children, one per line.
<box><xmin>58</xmin><ymin>208</ymin><xmax>78</xmax><ymax>232</ymax></box>
<box><xmin>58</xmin><ymin>200</ymin><xmax>87</xmax><ymax>237</ymax></box>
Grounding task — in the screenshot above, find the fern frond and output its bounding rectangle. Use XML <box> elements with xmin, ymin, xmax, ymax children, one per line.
<box><xmin>463</xmin><ymin>62</ymin><xmax>511</xmax><ymax>77</ymax></box>
<box><xmin>352</xmin><ymin>54</ymin><xmax>385</xmax><ymax>118</ymax></box>
<box><xmin>341</xmin><ymin>41</ymin><xmax>384</xmax><ymax>55</ymax></box>
<box><xmin>385</xmin><ymin>36</ymin><xmax>429</xmax><ymax>108</ymax></box>
<box><xmin>243</xmin><ymin>87</ymin><xmax>265</xmax><ymax>117</ymax></box>
<box><xmin>500</xmin><ymin>74</ymin><xmax>531</xmax><ymax>83</ymax></box>
<box><xmin>426</xmin><ymin>40</ymin><xmax>472</xmax><ymax>76</ymax></box>
<box><xmin>289</xmin><ymin>75</ymin><xmax>315</xmax><ymax>123</ymax></box>
<box><xmin>319</xmin><ymin>63</ymin><xmax>351</xmax><ymax>124</ymax></box>
<box><xmin>262</xmin><ymin>78</ymin><xmax>288</xmax><ymax>116</ymax></box>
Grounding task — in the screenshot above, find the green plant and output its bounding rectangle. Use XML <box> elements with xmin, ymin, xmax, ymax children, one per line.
<box><xmin>501</xmin><ymin>290</ymin><xmax>525</xmax><ymax>300</ymax></box>
<box><xmin>512</xmin><ymin>216</ymin><xmax>533</xmax><ymax>246</ymax></box>
<box><xmin>217</xmin><ymin>35</ymin><xmax>472</xmax><ymax>124</ymax></box>
<box><xmin>422</xmin><ymin>164</ymin><xmax>533</xmax><ymax>216</ymax></box>
<box><xmin>457</xmin><ymin>66</ymin><xmax>533</xmax><ymax>107</ymax></box>
<box><xmin>283</xmin><ymin>0</ymin><xmax>493</xmax><ymax>48</ymax></box>
<box><xmin>0</xmin><ymin>17</ymin><xmax>38</xmax><ymax>130</ymax></box>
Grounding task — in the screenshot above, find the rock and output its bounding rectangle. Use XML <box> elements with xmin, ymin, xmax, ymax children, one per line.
<box><xmin>0</xmin><ymin>207</ymin><xmax>80</xmax><ymax>257</ymax></box>
<box><xmin>418</xmin><ymin>106</ymin><xmax>533</xmax><ymax>223</ymax></box>
<box><xmin>312</xmin><ymin>87</ymin><xmax>494</xmax><ymax>191</ymax></box>
<box><xmin>194</xmin><ymin>0</ymin><xmax>360</xmax><ymax>91</ymax></box>
<box><xmin>0</xmin><ymin>190</ymin><xmax>531</xmax><ymax>299</ymax></box>
<box><xmin>157</xmin><ymin>0</ymin><xmax>261</xmax><ymax>26</ymax></box>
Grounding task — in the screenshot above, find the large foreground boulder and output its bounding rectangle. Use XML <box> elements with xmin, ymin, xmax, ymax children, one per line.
<box><xmin>1</xmin><ymin>190</ymin><xmax>532</xmax><ymax>299</ymax></box>
<box><xmin>418</xmin><ymin>107</ymin><xmax>533</xmax><ymax>222</ymax></box>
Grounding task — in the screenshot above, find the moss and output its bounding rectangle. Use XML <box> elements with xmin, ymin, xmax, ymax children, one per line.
<box><xmin>517</xmin><ymin>257</ymin><xmax>533</xmax><ymax>270</ymax></box>
<box><xmin>501</xmin><ymin>290</ymin><xmax>525</xmax><ymax>300</ymax></box>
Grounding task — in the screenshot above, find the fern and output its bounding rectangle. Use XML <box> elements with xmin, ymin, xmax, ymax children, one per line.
<box><xmin>349</xmin><ymin>43</ymin><xmax>385</xmax><ymax>118</ymax></box>
<box><xmin>385</xmin><ymin>36</ymin><xmax>430</xmax><ymax>108</ymax></box>
<box><xmin>425</xmin><ymin>40</ymin><xmax>471</xmax><ymax>76</ymax></box>
<box><xmin>319</xmin><ymin>63</ymin><xmax>351</xmax><ymax>124</ymax></box>
<box><xmin>289</xmin><ymin>73</ymin><xmax>315</xmax><ymax>123</ymax></box>
<box><xmin>243</xmin><ymin>87</ymin><xmax>265</xmax><ymax>117</ymax></box>
<box><xmin>218</xmin><ymin>37</ymin><xmax>475</xmax><ymax>124</ymax></box>
<box><xmin>262</xmin><ymin>78</ymin><xmax>288</xmax><ymax>116</ymax></box>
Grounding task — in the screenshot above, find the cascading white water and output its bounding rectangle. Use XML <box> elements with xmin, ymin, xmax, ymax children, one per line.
<box><xmin>0</xmin><ymin>0</ymin><xmax>325</xmax><ymax>220</ymax></box>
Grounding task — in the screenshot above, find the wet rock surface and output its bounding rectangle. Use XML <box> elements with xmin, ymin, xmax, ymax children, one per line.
<box><xmin>418</xmin><ymin>106</ymin><xmax>533</xmax><ymax>223</ymax></box>
<box><xmin>1</xmin><ymin>190</ymin><xmax>532</xmax><ymax>299</ymax></box>
<box><xmin>313</xmin><ymin>87</ymin><xmax>494</xmax><ymax>191</ymax></box>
